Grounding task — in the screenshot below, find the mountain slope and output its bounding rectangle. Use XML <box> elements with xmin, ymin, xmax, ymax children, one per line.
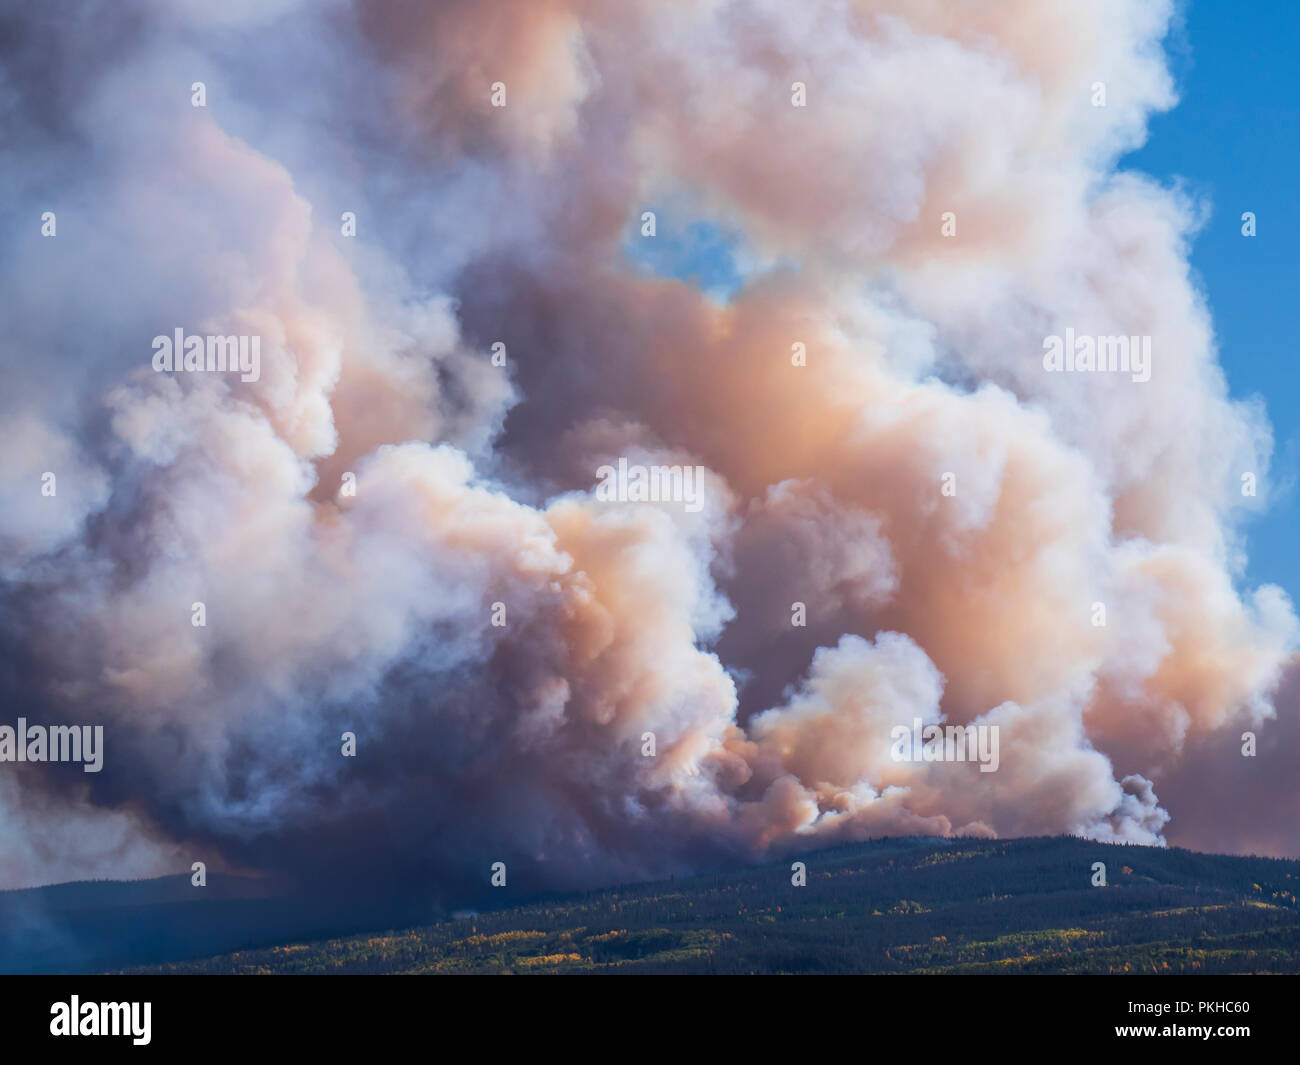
<box><xmin>125</xmin><ymin>836</ymin><xmax>1300</xmax><ymax>975</ymax></box>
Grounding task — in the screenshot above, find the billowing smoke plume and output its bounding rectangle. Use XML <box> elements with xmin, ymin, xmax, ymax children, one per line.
<box><xmin>1</xmin><ymin>0</ymin><xmax>1296</xmax><ymax>896</ymax></box>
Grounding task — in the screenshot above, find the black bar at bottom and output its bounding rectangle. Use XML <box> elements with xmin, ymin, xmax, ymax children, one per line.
<box><xmin>0</xmin><ymin>973</ymin><xmax>1286</xmax><ymax>1052</ymax></box>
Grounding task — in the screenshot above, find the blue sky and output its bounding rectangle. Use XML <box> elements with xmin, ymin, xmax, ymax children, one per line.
<box><xmin>1122</xmin><ymin>1</ymin><xmax>1300</xmax><ymax>600</ymax></box>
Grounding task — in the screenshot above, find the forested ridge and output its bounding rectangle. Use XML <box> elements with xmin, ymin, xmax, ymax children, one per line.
<box><xmin>130</xmin><ymin>836</ymin><xmax>1300</xmax><ymax>974</ymax></box>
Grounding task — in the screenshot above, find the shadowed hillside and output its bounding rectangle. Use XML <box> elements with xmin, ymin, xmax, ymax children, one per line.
<box><xmin>122</xmin><ymin>837</ymin><xmax>1300</xmax><ymax>975</ymax></box>
<box><xmin>0</xmin><ymin>874</ymin><xmax>433</xmax><ymax>975</ymax></box>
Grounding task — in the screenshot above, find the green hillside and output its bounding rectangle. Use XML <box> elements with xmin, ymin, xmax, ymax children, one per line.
<box><xmin>130</xmin><ymin>836</ymin><xmax>1300</xmax><ymax>974</ymax></box>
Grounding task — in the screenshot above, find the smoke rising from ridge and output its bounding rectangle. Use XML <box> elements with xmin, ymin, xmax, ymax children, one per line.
<box><xmin>2</xmin><ymin>0</ymin><xmax>1297</xmax><ymax>895</ymax></box>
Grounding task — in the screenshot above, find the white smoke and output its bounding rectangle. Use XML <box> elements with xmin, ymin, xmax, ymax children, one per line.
<box><xmin>0</xmin><ymin>0</ymin><xmax>1295</xmax><ymax>893</ymax></box>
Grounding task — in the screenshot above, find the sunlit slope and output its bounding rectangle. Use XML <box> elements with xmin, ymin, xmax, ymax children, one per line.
<box><xmin>132</xmin><ymin>837</ymin><xmax>1300</xmax><ymax>974</ymax></box>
